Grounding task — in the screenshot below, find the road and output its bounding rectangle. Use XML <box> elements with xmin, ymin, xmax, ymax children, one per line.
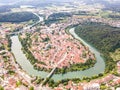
<box><xmin>9</xmin><ymin>12</ymin><xmax>43</xmax><ymax>35</ymax></box>
<box><xmin>41</xmin><ymin>52</ymin><xmax>67</xmax><ymax>86</ymax></box>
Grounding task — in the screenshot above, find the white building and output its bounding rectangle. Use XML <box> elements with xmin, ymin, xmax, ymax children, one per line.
<box><xmin>83</xmin><ymin>83</ymin><xmax>100</xmax><ymax>90</ymax></box>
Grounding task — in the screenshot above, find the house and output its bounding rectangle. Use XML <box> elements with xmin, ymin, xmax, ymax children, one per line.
<box><xmin>83</xmin><ymin>83</ymin><xmax>100</xmax><ymax>90</ymax></box>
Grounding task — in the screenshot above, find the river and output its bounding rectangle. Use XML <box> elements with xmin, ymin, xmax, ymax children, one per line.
<box><xmin>11</xmin><ymin>27</ymin><xmax>105</xmax><ymax>81</ymax></box>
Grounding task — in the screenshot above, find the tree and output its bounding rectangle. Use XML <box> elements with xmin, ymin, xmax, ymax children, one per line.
<box><xmin>0</xmin><ymin>85</ymin><xmax>4</xmax><ymax>90</ymax></box>
<box><xmin>29</xmin><ymin>86</ymin><xmax>34</xmax><ymax>90</ymax></box>
<box><xmin>16</xmin><ymin>80</ymin><xmax>22</xmax><ymax>87</ymax></box>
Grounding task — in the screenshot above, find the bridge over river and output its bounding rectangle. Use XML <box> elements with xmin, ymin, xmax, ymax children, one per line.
<box><xmin>10</xmin><ymin>11</ymin><xmax>105</xmax><ymax>82</ymax></box>
<box><xmin>11</xmin><ymin>27</ymin><xmax>105</xmax><ymax>82</ymax></box>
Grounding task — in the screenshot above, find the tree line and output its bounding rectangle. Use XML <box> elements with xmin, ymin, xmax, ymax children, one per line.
<box><xmin>0</xmin><ymin>12</ymin><xmax>39</xmax><ymax>22</ymax></box>
<box><xmin>75</xmin><ymin>22</ymin><xmax>120</xmax><ymax>73</ymax></box>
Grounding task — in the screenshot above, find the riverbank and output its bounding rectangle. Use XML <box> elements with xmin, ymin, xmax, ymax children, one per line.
<box><xmin>74</xmin><ymin>23</ymin><xmax>117</xmax><ymax>74</ymax></box>
<box><xmin>19</xmin><ymin>33</ymin><xmax>96</xmax><ymax>74</ymax></box>
<box><xmin>11</xmin><ymin>27</ymin><xmax>105</xmax><ymax>82</ymax></box>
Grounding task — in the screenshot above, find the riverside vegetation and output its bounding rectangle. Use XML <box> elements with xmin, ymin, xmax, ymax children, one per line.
<box><xmin>75</xmin><ymin>22</ymin><xmax>120</xmax><ymax>74</ymax></box>
<box><xmin>18</xmin><ymin>33</ymin><xmax>96</xmax><ymax>74</ymax></box>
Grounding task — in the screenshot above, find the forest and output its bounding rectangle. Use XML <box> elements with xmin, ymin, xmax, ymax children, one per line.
<box><xmin>0</xmin><ymin>12</ymin><xmax>39</xmax><ymax>22</ymax></box>
<box><xmin>44</xmin><ymin>12</ymin><xmax>72</xmax><ymax>25</ymax></box>
<box><xmin>75</xmin><ymin>22</ymin><xmax>120</xmax><ymax>53</ymax></box>
<box><xmin>75</xmin><ymin>22</ymin><xmax>120</xmax><ymax>73</ymax></box>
